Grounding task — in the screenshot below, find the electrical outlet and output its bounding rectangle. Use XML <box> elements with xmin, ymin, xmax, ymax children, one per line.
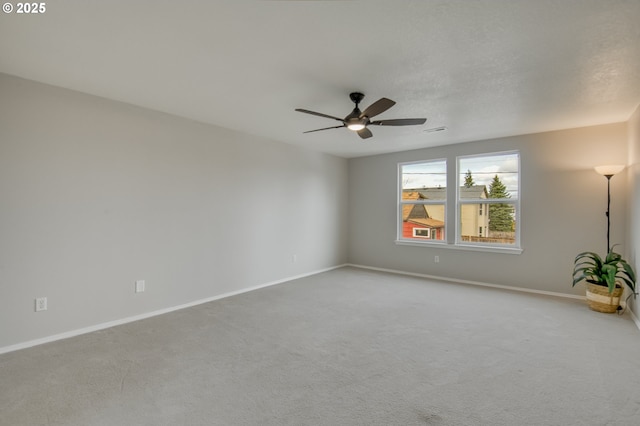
<box><xmin>135</xmin><ymin>280</ymin><xmax>145</xmax><ymax>293</ymax></box>
<box><xmin>35</xmin><ymin>297</ymin><xmax>47</xmax><ymax>312</ymax></box>
<box><xmin>434</xmin><ymin>255</ymin><xmax>440</xmax><ymax>263</ymax></box>
<box><xmin>292</xmin><ymin>254</ymin><xmax>297</xmax><ymax>263</ymax></box>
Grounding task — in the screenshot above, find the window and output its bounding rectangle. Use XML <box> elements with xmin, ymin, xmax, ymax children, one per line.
<box><xmin>398</xmin><ymin>159</ymin><xmax>446</xmax><ymax>242</ymax></box>
<box><xmin>413</xmin><ymin>228</ymin><xmax>431</xmax><ymax>238</ymax></box>
<box><xmin>457</xmin><ymin>152</ymin><xmax>520</xmax><ymax>248</ymax></box>
<box><xmin>397</xmin><ymin>151</ymin><xmax>521</xmax><ymax>253</ymax></box>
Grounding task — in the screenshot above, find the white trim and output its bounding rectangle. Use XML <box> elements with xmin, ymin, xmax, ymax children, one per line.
<box><xmin>0</xmin><ymin>264</ymin><xmax>347</xmax><ymax>355</ymax></box>
<box><xmin>347</xmin><ymin>263</ymin><xmax>585</xmax><ymax>300</ymax></box>
<box><xmin>395</xmin><ymin>239</ymin><xmax>523</xmax><ymax>254</ymax></box>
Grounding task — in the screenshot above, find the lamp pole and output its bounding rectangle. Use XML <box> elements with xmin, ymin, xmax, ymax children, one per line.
<box><xmin>604</xmin><ymin>174</ymin><xmax>612</xmax><ymax>254</ymax></box>
<box><xmin>594</xmin><ymin>165</ymin><xmax>625</xmax><ymax>254</ymax></box>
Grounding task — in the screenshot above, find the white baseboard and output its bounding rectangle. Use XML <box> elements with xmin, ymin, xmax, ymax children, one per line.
<box><xmin>346</xmin><ymin>263</ymin><xmax>587</xmax><ymax>301</ymax></box>
<box><xmin>355</xmin><ymin>265</ymin><xmax>640</xmax><ymax>333</ymax></box>
<box><xmin>0</xmin><ymin>264</ymin><xmax>347</xmax><ymax>355</ymax></box>
<box><xmin>345</xmin><ymin>266</ymin><xmax>639</xmax><ymax>332</ymax></box>
<box><xmin>347</xmin><ymin>264</ymin><xmax>640</xmax><ymax>333</ymax></box>
<box><xmin>5</xmin><ymin>263</ymin><xmax>634</xmax><ymax>355</ymax></box>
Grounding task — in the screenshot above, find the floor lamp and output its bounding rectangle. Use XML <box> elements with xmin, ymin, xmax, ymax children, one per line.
<box><xmin>594</xmin><ymin>165</ymin><xmax>625</xmax><ymax>254</ymax></box>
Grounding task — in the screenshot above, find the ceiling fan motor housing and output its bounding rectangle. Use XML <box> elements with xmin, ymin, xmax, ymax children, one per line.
<box><xmin>349</xmin><ymin>92</ymin><xmax>365</xmax><ymax>105</ymax></box>
<box><xmin>346</xmin><ymin>93</ymin><xmax>368</xmax><ymax>128</ymax></box>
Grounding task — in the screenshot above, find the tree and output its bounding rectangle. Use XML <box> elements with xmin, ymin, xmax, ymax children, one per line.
<box><xmin>489</xmin><ymin>174</ymin><xmax>510</xmax><ymax>198</ymax></box>
<box><xmin>464</xmin><ymin>170</ymin><xmax>475</xmax><ymax>188</ymax></box>
<box><xmin>488</xmin><ymin>174</ymin><xmax>513</xmax><ymax>232</ymax></box>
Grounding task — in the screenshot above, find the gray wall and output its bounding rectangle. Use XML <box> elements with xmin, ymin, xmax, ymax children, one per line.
<box><xmin>1</xmin><ymin>71</ymin><xmax>636</xmax><ymax>351</ymax></box>
<box><xmin>348</xmin><ymin>123</ymin><xmax>629</xmax><ymax>296</ymax></box>
<box><xmin>0</xmin><ymin>74</ymin><xmax>348</xmax><ymax>349</ymax></box>
<box><xmin>628</xmin><ymin>105</ymin><xmax>640</xmax><ymax>318</ymax></box>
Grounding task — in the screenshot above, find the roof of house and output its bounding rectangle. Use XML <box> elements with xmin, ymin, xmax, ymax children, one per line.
<box><xmin>401</xmin><ymin>204</ymin><xmax>445</xmax><ymax>229</ymax></box>
<box><xmin>406</xmin><ymin>218</ymin><xmax>446</xmax><ymax>229</ymax></box>
<box><xmin>406</xmin><ymin>203</ymin><xmax>429</xmax><ymax>219</ymax></box>
<box><xmin>402</xmin><ymin>185</ymin><xmax>488</xmax><ymax>200</ymax></box>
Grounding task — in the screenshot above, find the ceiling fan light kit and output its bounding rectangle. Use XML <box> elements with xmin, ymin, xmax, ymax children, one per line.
<box><xmin>295</xmin><ymin>92</ymin><xmax>427</xmax><ymax>139</ymax></box>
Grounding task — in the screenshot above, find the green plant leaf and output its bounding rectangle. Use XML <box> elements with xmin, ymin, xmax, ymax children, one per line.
<box><xmin>572</xmin><ymin>249</ymin><xmax>636</xmax><ymax>294</ymax></box>
<box><xmin>619</xmin><ymin>276</ymin><xmax>634</xmax><ymax>292</ymax></box>
<box><xmin>606</xmin><ymin>251</ymin><xmax>621</xmax><ymax>263</ymax></box>
<box><xmin>575</xmin><ymin>252</ymin><xmax>602</xmax><ymax>264</ymax></box>
<box><xmin>574</xmin><ymin>259</ymin><xmax>597</xmax><ymax>267</ymax></box>
<box><xmin>621</xmin><ymin>261</ymin><xmax>637</xmax><ymax>283</ymax></box>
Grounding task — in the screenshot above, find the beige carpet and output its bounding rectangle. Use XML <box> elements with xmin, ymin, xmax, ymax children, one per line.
<box><xmin>1</xmin><ymin>266</ymin><xmax>640</xmax><ymax>425</ymax></box>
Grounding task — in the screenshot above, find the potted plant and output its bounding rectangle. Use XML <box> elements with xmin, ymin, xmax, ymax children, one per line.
<box><xmin>572</xmin><ymin>248</ymin><xmax>637</xmax><ymax>313</ymax></box>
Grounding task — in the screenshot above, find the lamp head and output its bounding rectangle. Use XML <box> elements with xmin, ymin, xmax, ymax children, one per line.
<box><xmin>594</xmin><ymin>165</ymin><xmax>625</xmax><ymax>179</ymax></box>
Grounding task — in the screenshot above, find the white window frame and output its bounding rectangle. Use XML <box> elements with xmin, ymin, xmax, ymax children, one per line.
<box><xmin>455</xmin><ymin>151</ymin><xmax>521</xmax><ymax>250</ymax></box>
<box><xmin>396</xmin><ymin>151</ymin><xmax>522</xmax><ymax>254</ymax></box>
<box><xmin>397</xmin><ymin>159</ymin><xmax>447</xmax><ymax>245</ymax></box>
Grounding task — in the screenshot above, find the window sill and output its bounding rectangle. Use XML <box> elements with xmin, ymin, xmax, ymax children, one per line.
<box><xmin>394</xmin><ymin>240</ymin><xmax>523</xmax><ymax>255</ymax></box>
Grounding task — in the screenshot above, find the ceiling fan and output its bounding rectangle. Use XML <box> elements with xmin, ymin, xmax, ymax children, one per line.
<box><xmin>295</xmin><ymin>92</ymin><xmax>427</xmax><ymax>139</ymax></box>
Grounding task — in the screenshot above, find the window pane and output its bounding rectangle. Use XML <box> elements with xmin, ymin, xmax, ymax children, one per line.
<box><xmin>401</xmin><ymin>203</ymin><xmax>445</xmax><ymax>241</ymax></box>
<box><xmin>459</xmin><ymin>153</ymin><xmax>518</xmax><ymax>200</ymax></box>
<box><xmin>459</xmin><ymin>203</ymin><xmax>517</xmax><ymax>245</ymax></box>
<box><xmin>401</xmin><ymin>160</ymin><xmax>446</xmax><ymax>191</ymax></box>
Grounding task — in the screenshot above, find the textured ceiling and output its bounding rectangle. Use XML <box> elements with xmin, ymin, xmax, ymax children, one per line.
<box><xmin>1</xmin><ymin>0</ymin><xmax>639</xmax><ymax>158</ymax></box>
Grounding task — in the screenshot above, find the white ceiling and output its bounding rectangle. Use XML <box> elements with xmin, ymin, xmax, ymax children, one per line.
<box><xmin>1</xmin><ymin>0</ymin><xmax>639</xmax><ymax>158</ymax></box>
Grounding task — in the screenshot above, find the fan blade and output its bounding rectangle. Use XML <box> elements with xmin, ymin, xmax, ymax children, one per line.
<box><xmin>295</xmin><ymin>109</ymin><xmax>345</xmax><ymax>123</ymax></box>
<box><xmin>357</xmin><ymin>127</ymin><xmax>373</xmax><ymax>139</ymax></box>
<box><xmin>360</xmin><ymin>98</ymin><xmax>396</xmax><ymax>119</ymax></box>
<box><xmin>303</xmin><ymin>125</ymin><xmax>345</xmax><ymax>134</ymax></box>
<box><xmin>370</xmin><ymin>118</ymin><xmax>427</xmax><ymax>126</ymax></box>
